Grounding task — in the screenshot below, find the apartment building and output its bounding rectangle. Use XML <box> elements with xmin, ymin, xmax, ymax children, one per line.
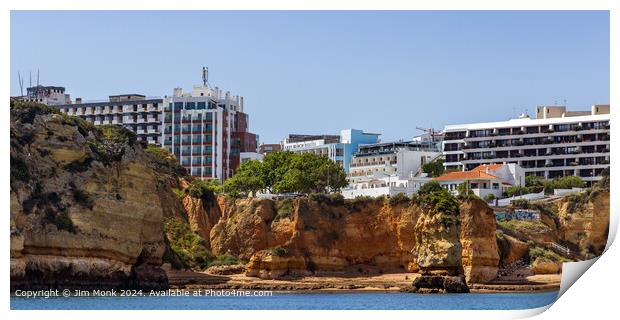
<box><xmin>22</xmin><ymin>85</ymin><xmax>72</xmax><ymax>106</ymax></box>
<box><xmin>58</xmin><ymin>94</ymin><xmax>163</xmax><ymax>145</ymax></box>
<box><xmin>281</xmin><ymin>129</ymin><xmax>380</xmax><ymax>172</ymax></box>
<box><xmin>162</xmin><ymin>85</ymin><xmax>258</xmax><ymax>180</ymax></box>
<box><xmin>342</xmin><ymin>141</ymin><xmax>440</xmax><ymax>199</ymax></box>
<box><xmin>258</xmin><ymin>143</ymin><xmax>282</xmax><ymax>155</ymax></box>
<box><xmin>348</xmin><ymin>141</ymin><xmax>440</xmax><ymax>183</ymax></box>
<box><xmin>54</xmin><ymin>76</ymin><xmax>258</xmax><ymax>181</ymax></box>
<box><xmin>443</xmin><ymin>105</ymin><xmax>610</xmax><ymax>184</ymax></box>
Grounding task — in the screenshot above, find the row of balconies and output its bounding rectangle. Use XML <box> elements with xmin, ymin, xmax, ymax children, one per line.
<box><xmin>444</xmin><ymin>123</ymin><xmax>610</xmax><ymax>141</ymax></box>
<box><xmin>455</xmin><ymin>138</ymin><xmax>609</xmax><ymax>152</ymax></box>
<box><xmin>349</xmin><ymin>160</ymin><xmax>397</xmax><ymax>167</ymax></box>
<box><xmin>65</xmin><ymin>106</ymin><xmax>161</xmax><ymax>115</ymax></box>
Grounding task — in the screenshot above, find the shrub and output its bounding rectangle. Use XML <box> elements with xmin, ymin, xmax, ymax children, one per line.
<box><xmin>275</xmin><ymin>199</ymin><xmax>295</xmax><ymax>221</ymax></box>
<box><xmin>422</xmin><ymin>159</ymin><xmax>445</xmax><ymax>177</ymax></box>
<box><xmin>144</xmin><ymin>144</ymin><xmax>187</xmax><ymax>177</ymax></box>
<box><xmin>53</xmin><ymin>211</ymin><xmax>76</xmax><ymax>233</ymax></box>
<box><xmin>207</xmin><ymin>254</ymin><xmax>239</xmax><ymax>267</ymax></box>
<box><xmin>418</xmin><ymin>182</ymin><xmax>459</xmax><ymax>217</ymax></box>
<box><xmin>172</xmin><ymin>188</ymin><xmax>185</xmax><ymax>199</ymax></box>
<box><xmin>309</xmin><ymin>192</ymin><xmax>344</xmax><ymax>205</ymax></box>
<box><xmin>418</xmin><ymin>181</ymin><xmax>443</xmax><ymax>195</ymax></box>
<box><xmin>528</xmin><ymin>246</ymin><xmax>567</xmax><ymax>263</ymax></box>
<box><xmin>10</xmin><ymin>156</ymin><xmax>30</xmax><ymax>182</ymax></box>
<box><xmin>484</xmin><ymin>193</ymin><xmax>496</xmax><ymax>202</ymax></box>
<box><xmin>163</xmin><ymin>217</ymin><xmax>211</xmax><ymax>270</ymax></box>
<box><xmin>10</xmin><ymin>100</ymin><xmax>61</xmax><ymax>123</ymax></box>
<box><xmin>388</xmin><ymin>193</ymin><xmax>410</xmax><ymax>206</ymax></box>
<box><xmin>269</xmin><ymin>246</ymin><xmax>288</xmax><ymax>257</ymax></box>
<box><xmin>551</xmin><ymin>175</ymin><xmax>585</xmax><ymax>189</ymax></box>
<box><xmin>71</xmin><ymin>186</ymin><xmax>95</xmax><ymax>210</ymax></box>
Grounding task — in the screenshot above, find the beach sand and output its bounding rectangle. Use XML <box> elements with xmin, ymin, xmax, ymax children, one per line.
<box><xmin>167</xmin><ymin>270</ymin><xmax>561</xmax><ymax>293</ymax></box>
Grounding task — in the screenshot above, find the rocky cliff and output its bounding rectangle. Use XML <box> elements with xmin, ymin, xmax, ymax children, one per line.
<box><xmin>459</xmin><ymin>199</ymin><xmax>500</xmax><ymax>284</ymax></box>
<box><xmin>558</xmin><ymin>189</ymin><xmax>610</xmax><ymax>258</ymax></box>
<box><xmin>10</xmin><ymin>102</ymin><xmax>168</xmax><ymax>290</ymax></box>
<box><xmin>178</xmin><ymin>193</ymin><xmax>500</xmax><ymax>285</ymax></box>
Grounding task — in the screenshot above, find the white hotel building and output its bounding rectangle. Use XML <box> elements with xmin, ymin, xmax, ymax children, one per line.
<box><xmin>442</xmin><ymin>105</ymin><xmax>610</xmax><ymax>185</ymax></box>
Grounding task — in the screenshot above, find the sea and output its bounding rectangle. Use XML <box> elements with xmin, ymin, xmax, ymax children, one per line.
<box><xmin>11</xmin><ymin>291</ymin><xmax>558</xmax><ymax>310</ymax></box>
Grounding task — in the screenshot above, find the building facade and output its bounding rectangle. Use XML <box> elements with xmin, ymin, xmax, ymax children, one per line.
<box><xmin>442</xmin><ymin>105</ymin><xmax>610</xmax><ymax>184</ymax></box>
<box><xmin>348</xmin><ymin>141</ymin><xmax>441</xmax><ymax>183</ymax></box>
<box><xmin>23</xmin><ymin>85</ymin><xmax>72</xmax><ymax>106</ymax></box>
<box><xmin>162</xmin><ymin>85</ymin><xmax>258</xmax><ymax>180</ymax></box>
<box><xmin>54</xmin><ymin>81</ymin><xmax>258</xmax><ymax>181</ymax></box>
<box><xmin>434</xmin><ymin>163</ymin><xmax>525</xmax><ymax>199</ymax></box>
<box><xmin>281</xmin><ymin>129</ymin><xmax>380</xmax><ymax>172</ymax></box>
<box><xmin>342</xmin><ymin>141</ymin><xmax>440</xmax><ymax>199</ymax></box>
<box><xmin>258</xmin><ymin>143</ymin><xmax>282</xmax><ymax>155</ymax></box>
<box><xmin>58</xmin><ymin>94</ymin><xmax>163</xmax><ymax>145</ymax></box>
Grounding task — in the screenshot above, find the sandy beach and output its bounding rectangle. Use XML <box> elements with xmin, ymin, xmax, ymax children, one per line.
<box><xmin>167</xmin><ymin>270</ymin><xmax>561</xmax><ymax>293</ymax></box>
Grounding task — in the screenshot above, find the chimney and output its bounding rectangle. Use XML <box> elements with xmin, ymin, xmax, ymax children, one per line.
<box><xmin>75</xmin><ymin>97</ymin><xmax>82</xmax><ymax>104</ymax></box>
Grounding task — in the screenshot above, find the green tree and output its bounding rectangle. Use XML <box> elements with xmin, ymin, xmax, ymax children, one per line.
<box><xmin>223</xmin><ymin>159</ymin><xmax>265</xmax><ymax>196</ymax></box>
<box><xmin>551</xmin><ymin>175</ymin><xmax>585</xmax><ymax>189</ymax></box>
<box><xmin>525</xmin><ymin>175</ymin><xmax>546</xmax><ymax>193</ymax></box>
<box><xmin>224</xmin><ymin>151</ymin><xmax>348</xmax><ymax>196</ymax></box>
<box><xmin>273</xmin><ymin>152</ymin><xmax>347</xmax><ymax>193</ymax></box>
<box><xmin>261</xmin><ymin>151</ymin><xmax>296</xmax><ymax>193</ymax></box>
<box><xmin>422</xmin><ymin>159</ymin><xmax>445</xmax><ymax>177</ymax></box>
<box><xmin>418</xmin><ymin>180</ymin><xmax>444</xmax><ymax>195</ymax></box>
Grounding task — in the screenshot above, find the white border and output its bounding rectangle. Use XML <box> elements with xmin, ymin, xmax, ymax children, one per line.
<box><xmin>3</xmin><ymin>1</ymin><xmax>617</xmax><ymax>319</ymax></box>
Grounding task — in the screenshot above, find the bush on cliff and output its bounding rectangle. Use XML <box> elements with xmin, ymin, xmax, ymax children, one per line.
<box><xmin>388</xmin><ymin>193</ymin><xmax>410</xmax><ymax>206</ymax></box>
<box><xmin>274</xmin><ymin>199</ymin><xmax>295</xmax><ymax>221</ymax></box>
<box><xmin>144</xmin><ymin>144</ymin><xmax>187</xmax><ymax>177</ymax></box>
<box><xmin>163</xmin><ymin>217</ymin><xmax>211</xmax><ymax>270</ymax></box>
<box><xmin>185</xmin><ymin>179</ymin><xmax>220</xmax><ymax>204</ymax></box>
<box><xmin>565</xmin><ymin>168</ymin><xmax>609</xmax><ymax>213</ymax></box>
<box><xmin>528</xmin><ymin>246</ymin><xmax>568</xmax><ymax>264</ymax></box>
<box><xmin>309</xmin><ymin>192</ymin><xmax>345</xmax><ymax>205</ymax></box>
<box><xmin>268</xmin><ymin>246</ymin><xmax>288</xmax><ymax>257</ymax></box>
<box><xmin>417</xmin><ymin>181</ymin><xmax>459</xmax><ymax>217</ymax></box>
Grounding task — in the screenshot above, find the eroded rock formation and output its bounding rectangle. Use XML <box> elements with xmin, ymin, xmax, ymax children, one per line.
<box><xmin>10</xmin><ymin>103</ymin><xmax>167</xmax><ymax>290</ymax></box>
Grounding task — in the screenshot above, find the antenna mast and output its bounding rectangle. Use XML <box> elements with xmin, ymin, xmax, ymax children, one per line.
<box><xmin>202</xmin><ymin>66</ymin><xmax>208</xmax><ymax>87</ymax></box>
<box><xmin>18</xmin><ymin>72</ymin><xmax>24</xmax><ymax>96</ymax></box>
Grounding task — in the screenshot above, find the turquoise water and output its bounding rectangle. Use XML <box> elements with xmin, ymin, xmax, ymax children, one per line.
<box><xmin>11</xmin><ymin>291</ymin><xmax>558</xmax><ymax>310</ymax></box>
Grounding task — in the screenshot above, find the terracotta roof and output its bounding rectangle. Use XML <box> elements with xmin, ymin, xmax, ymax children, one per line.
<box><xmin>434</xmin><ymin>170</ymin><xmax>499</xmax><ymax>181</ymax></box>
<box><xmin>471</xmin><ymin>163</ymin><xmax>503</xmax><ymax>172</ymax></box>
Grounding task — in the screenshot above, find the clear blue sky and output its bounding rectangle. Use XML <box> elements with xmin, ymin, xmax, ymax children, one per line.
<box><xmin>11</xmin><ymin>11</ymin><xmax>609</xmax><ymax>143</ymax></box>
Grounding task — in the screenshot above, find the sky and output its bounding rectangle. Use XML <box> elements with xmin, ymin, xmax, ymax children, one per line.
<box><xmin>11</xmin><ymin>11</ymin><xmax>610</xmax><ymax>143</ymax></box>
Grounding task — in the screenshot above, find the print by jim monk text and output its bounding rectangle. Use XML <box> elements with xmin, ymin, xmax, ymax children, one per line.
<box><xmin>13</xmin><ymin>289</ymin><xmax>274</xmax><ymax>298</ymax></box>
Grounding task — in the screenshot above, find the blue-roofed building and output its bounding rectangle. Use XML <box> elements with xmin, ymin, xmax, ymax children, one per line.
<box><xmin>281</xmin><ymin>129</ymin><xmax>381</xmax><ymax>173</ymax></box>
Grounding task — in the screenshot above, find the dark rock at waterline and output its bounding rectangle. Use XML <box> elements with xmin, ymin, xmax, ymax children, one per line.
<box><xmin>131</xmin><ymin>264</ymin><xmax>169</xmax><ymax>291</ymax></box>
<box><xmin>410</xmin><ymin>275</ymin><xmax>469</xmax><ymax>293</ymax></box>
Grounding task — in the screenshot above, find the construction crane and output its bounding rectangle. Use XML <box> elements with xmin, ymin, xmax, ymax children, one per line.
<box><xmin>416</xmin><ymin>126</ymin><xmax>438</xmax><ymax>143</ymax></box>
